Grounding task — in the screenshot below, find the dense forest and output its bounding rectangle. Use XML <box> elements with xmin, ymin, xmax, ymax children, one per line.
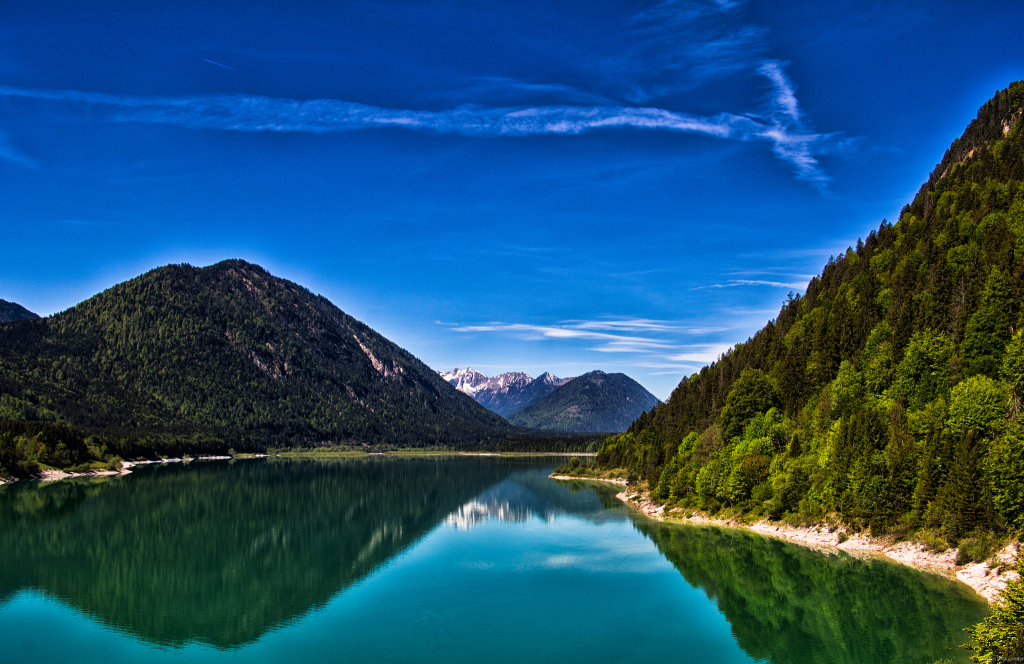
<box><xmin>593</xmin><ymin>81</ymin><xmax>1024</xmax><ymax>555</ymax></box>
<box><xmin>0</xmin><ymin>260</ymin><xmax>519</xmax><ymax>469</ymax></box>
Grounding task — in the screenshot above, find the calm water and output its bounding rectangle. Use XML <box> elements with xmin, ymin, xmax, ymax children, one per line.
<box><xmin>0</xmin><ymin>457</ymin><xmax>988</xmax><ymax>663</ymax></box>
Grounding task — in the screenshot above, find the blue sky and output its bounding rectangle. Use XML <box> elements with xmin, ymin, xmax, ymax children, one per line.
<box><xmin>1</xmin><ymin>0</ymin><xmax>1022</xmax><ymax>399</ymax></box>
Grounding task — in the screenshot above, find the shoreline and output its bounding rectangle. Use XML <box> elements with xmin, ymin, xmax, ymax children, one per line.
<box><xmin>0</xmin><ymin>455</ymin><xmax>245</xmax><ymax>486</ymax></box>
<box><xmin>549</xmin><ymin>474</ymin><xmax>627</xmax><ymax>485</ymax></box>
<box><xmin>1</xmin><ymin>452</ymin><xmax>584</xmax><ymax>486</ymax></box>
<box><xmin>549</xmin><ymin>474</ymin><xmax>1017</xmax><ymax>604</ymax></box>
<box><xmin>617</xmin><ymin>487</ymin><xmax>1018</xmax><ymax>604</ymax></box>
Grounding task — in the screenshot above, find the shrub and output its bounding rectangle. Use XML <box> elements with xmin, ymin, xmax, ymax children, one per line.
<box><xmin>956</xmin><ymin>531</ymin><xmax>1002</xmax><ymax>565</ymax></box>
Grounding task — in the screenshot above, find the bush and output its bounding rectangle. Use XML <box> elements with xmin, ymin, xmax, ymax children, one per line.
<box><xmin>966</xmin><ymin>556</ymin><xmax>1024</xmax><ymax>661</ymax></box>
<box><xmin>956</xmin><ymin>531</ymin><xmax>1002</xmax><ymax>565</ymax></box>
<box><xmin>917</xmin><ymin>529</ymin><xmax>949</xmax><ymax>553</ymax></box>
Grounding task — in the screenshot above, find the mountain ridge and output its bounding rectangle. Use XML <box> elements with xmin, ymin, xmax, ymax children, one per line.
<box><xmin>0</xmin><ymin>300</ymin><xmax>39</xmax><ymax>323</ymax></box>
<box><xmin>439</xmin><ymin>367</ymin><xmax>571</xmax><ymax>417</ymax></box>
<box><xmin>508</xmin><ymin>370</ymin><xmax>660</xmax><ymax>433</ymax></box>
<box><xmin>0</xmin><ymin>260</ymin><xmax>511</xmax><ymax>453</ymax></box>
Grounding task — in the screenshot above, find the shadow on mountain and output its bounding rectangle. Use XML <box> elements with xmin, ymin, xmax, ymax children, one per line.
<box><xmin>632</xmin><ymin>519</ymin><xmax>989</xmax><ymax>664</ymax></box>
<box><xmin>0</xmin><ymin>456</ymin><xmax>526</xmax><ymax>649</ymax></box>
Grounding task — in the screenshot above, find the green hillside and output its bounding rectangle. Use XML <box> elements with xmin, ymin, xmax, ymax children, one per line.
<box><xmin>595</xmin><ymin>81</ymin><xmax>1024</xmax><ymax>549</ymax></box>
<box><xmin>508</xmin><ymin>370</ymin><xmax>659</xmax><ymax>433</ymax></box>
<box><xmin>0</xmin><ymin>260</ymin><xmax>511</xmax><ymax>465</ymax></box>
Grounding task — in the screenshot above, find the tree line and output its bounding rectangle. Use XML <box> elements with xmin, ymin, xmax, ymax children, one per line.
<box><xmin>592</xmin><ymin>82</ymin><xmax>1024</xmax><ymax>561</ymax></box>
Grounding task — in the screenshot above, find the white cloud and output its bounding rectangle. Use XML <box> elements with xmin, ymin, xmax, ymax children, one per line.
<box><xmin>668</xmin><ymin>343</ymin><xmax>733</xmax><ymax>362</ymax></box>
<box><xmin>691</xmin><ymin>278</ymin><xmax>807</xmax><ymax>290</ymax></box>
<box><xmin>0</xmin><ymin>66</ymin><xmax>846</xmax><ymax>188</ymax></box>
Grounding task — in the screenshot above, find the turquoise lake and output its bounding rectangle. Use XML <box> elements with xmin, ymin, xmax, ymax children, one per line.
<box><xmin>0</xmin><ymin>456</ymin><xmax>989</xmax><ymax>663</ymax></box>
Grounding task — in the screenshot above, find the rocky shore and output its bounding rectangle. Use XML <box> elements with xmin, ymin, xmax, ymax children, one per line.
<box><xmin>547</xmin><ymin>474</ymin><xmax>1018</xmax><ymax>604</ymax></box>
<box><xmin>0</xmin><ymin>455</ymin><xmax>240</xmax><ymax>486</ymax></box>
<box><xmin>614</xmin><ymin>486</ymin><xmax>1018</xmax><ymax>604</ymax></box>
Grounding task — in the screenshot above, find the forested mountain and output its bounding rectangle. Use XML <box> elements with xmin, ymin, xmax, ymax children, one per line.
<box><xmin>509</xmin><ymin>371</ymin><xmax>659</xmax><ymax>433</ymax></box>
<box><xmin>0</xmin><ymin>260</ymin><xmax>511</xmax><ymax>459</ymax></box>
<box><xmin>596</xmin><ymin>81</ymin><xmax>1024</xmax><ymax>547</ymax></box>
<box><xmin>0</xmin><ymin>300</ymin><xmax>38</xmax><ymax>323</ymax></box>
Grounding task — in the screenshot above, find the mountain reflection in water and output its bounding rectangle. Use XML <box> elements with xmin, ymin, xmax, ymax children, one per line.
<box><xmin>0</xmin><ymin>456</ymin><xmax>523</xmax><ymax>648</ymax></box>
<box><xmin>446</xmin><ymin>471</ymin><xmax>626</xmax><ymax>529</ymax></box>
<box><xmin>0</xmin><ymin>458</ymin><xmax>989</xmax><ymax>664</ymax></box>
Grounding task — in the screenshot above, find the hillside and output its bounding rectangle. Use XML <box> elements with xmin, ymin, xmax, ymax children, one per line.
<box><xmin>0</xmin><ymin>300</ymin><xmax>38</xmax><ymax>323</ymax></box>
<box><xmin>0</xmin><ymin>260</ymin><xmax>511</xmax><ymax>457</ymax></box>
<box><xmin>595</xmin><ymin>81</ymin><xmax>1024</xmax><ymax>548</ymax></box>
<box><xmin>508</xmin><ymin>371</ymin><xmax>659</xmax><ymax>433</ymax></box>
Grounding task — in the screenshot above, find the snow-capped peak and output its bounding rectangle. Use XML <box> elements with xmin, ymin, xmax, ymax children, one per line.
<box><xmin>438</xmin><ymin>367</ymin><xmax>490</xmax><ymax>396</ymax></box>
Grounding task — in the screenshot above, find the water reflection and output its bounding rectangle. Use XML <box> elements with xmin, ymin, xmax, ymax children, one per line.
<box><xmin>631</xmin><ymin>516</ymin><xmax>988</xmax><ymax>664</ymax></box>
<box><xmin>446</xmin><ymin>471</ymin><xmax>626</xmax><ymax>529</ymax></box>
<box><xmin>0</xmin><ymin>456</ymin><xmax>523</xmax><ymax>648</ymax></box>
<box><xmin>0</xmin><ymin>458</ymin><xmax>990</xmax><ymax>664</ymax></box>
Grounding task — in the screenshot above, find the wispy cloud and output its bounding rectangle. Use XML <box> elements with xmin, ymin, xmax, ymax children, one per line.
<box><xmin>202</xmin><ymin>58</ymin><xmax>236</xmax><ymax>71</ymax></box>
<box><xmin>623</xmin><ymin>0</ymin><xmax>768</xmax><ymax>101</ymax></box>
<box><xmin>450</xmin><ymin>317</ymin><xmax>746</xmax><ymax>363</ymax></box>
<box><xmin>668</xmin><ymin>344</ymin><xmax>733</xmax><ymax>362</ymax></box>
<box><xmin>691</xmin><ymin>278</ymin><xmax>807</xmax><ymax>290</ymax></box>
<box><xmin>0</xmin><ymin>67</ymin><xmax>843</xmax><ymax>186</ymax></box>
<box><xmin>726</xmin><ymin>268</ymin><xmax>817</xmax><ymax>279</ymax></box>
<box><xmin>453</xmin><ymin>322</ymin><xmax>668</xmax><ymax>346</ymax></box>
<box><xmin>0</xmin><ymin>84</ymin><xmax>737</xmax><ymax>135</ymax></box>
<box><xmin>752</xmin><ymin>60</ymin><xmax>848</xmax><ymax>190</ymax></box>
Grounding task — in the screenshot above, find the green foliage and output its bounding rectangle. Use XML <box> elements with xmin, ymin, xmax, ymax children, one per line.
<box><xmin>947</xmin><ymin>375</ymin><xmax>1007</xmax><ymax>438</ymax></box>
<box><xmin>832</xmin><ymin>360</ymin><xmax>864</xmax><ymax>418</ymax></box>
<box><xmin>1001</xmin><ymin>330</ymin><xmax>1024</xmax><ymax>415</ymax></box>
<box><xmin>955</xmin><ymin>531</ymin><xmax>1002</xmax><ymax>566</ymax></box>
<box><xmin>988</xmin><ymin>422</ymin><xmax>1024</xmax><ymax>528</ymax></box>
<box><xmin>719</xmin><ymin>369</ymin><xmax>779</xmax><ymax>442</ymax></box>
<box><xmin>962</xmin><ymin>269</ymin><xmax>1015</xmax><ymax>377</ymax></box>
<box><xmin>0</xmin><ymin>260</ymin><xmax>513</xmax><ymax>458</ymax></box>
<box><xmin>0</xmin><ymin>421</ymin><xmax>113</xmax><ymax>477</ymax></box>
<box><xmin>595</xmin><ymin>82</ymin><xmax>1024</xmax><ymax>542</ymax></box>
<box><xmin>889</xmin><ymin>330</ymin><xmax>954</xmax><ymax>410</ymax></box>
<box><xmin>966</xmin><ymin>557</ymin><xmax>1024</xmax><ymax>662</ymax></box>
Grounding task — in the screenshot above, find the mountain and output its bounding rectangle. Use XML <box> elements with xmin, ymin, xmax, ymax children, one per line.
<box><xmin>438</xmin><ymin>367</ymin><xmax>493</xmax><ymax>397</ymax></box>
<box><xmin>0</xmin><ymin>260</ymin><xmax>511</xmax><ymax>454</ymax></box>
<box><xmin>0</xmin><ymin>300</ymin><xmax>39</xmax><ymax>323</ymax></box>
<box><xmin>595</xmin><ymin>81</ymin><xmax>1024</xmax><ymax>545</ymax></box>
<box><xmin>508</xmin><ymin>370</ymin><xmax>659</xmax><ymax>433</ymax></box>
<box><xmin>439</xmin><ymin>368</ymin><xmax>570</xmax><ymax>416</ymax></box>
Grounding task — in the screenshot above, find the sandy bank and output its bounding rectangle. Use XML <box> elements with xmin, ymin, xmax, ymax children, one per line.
<box><xmin>612</xmin><ymin>486</ymin><xmax>1018</xmax><ymax>604</ymax></box>
<box><xmin>0</xmin><ymin>455</ymin><xmax>240</xmax><ymax>486</ymax></box>
<box><xmin>549</xmin><ymin>474</ymin><xmax>627</xmax><ymax>485</ymax></box>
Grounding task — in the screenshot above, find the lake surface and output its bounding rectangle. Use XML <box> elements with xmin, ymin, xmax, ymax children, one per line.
<box><xmin>0</xmin><ymin>456</ymin><xmax>988</xmax><ymax>663</ymax></box>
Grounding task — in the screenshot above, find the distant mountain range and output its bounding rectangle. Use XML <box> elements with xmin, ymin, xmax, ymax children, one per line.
<box><xmin>0</xmin><ymin>260</ymin><xmax>512</xmax><ymax>452</ymax></box>
<box><xmin>0</xmin><ymin>300</ymin><xmax>38</xmax><ymax>323</ymax></box>
<box><xmin>508</xmin><ymin>371</ymin><xmax>660</xmax><ymax>433</ymax></box>
<box><xmin>440</xmin><ymin>368</ymin><xmax>659</xmax><ymax>433</ymax></box>
<box><xmin>438</xmin><ymin>368</ymin><xmax>570</xmax><ymax>417</ymax></box>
